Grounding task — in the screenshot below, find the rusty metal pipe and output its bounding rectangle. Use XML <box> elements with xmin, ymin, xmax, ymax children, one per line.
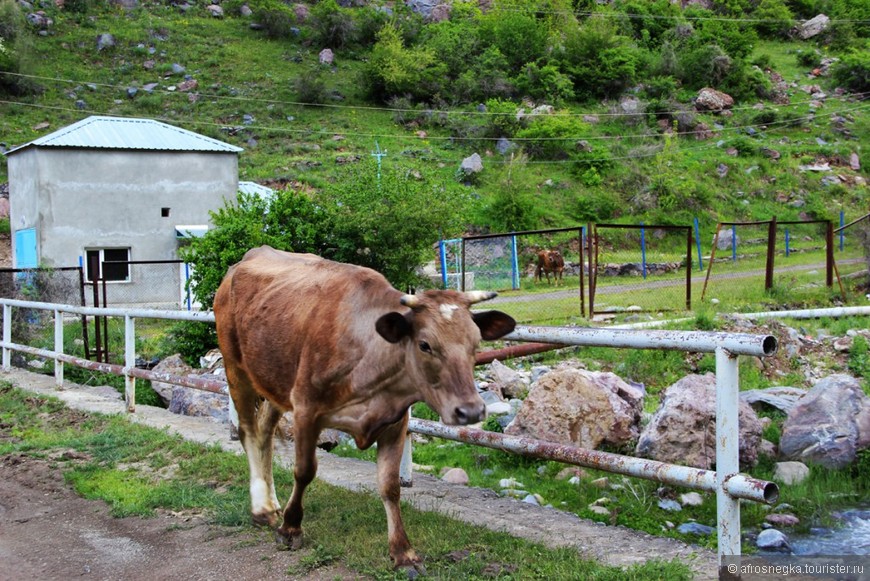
<box><xmin>407</xmin><ymin>419</ymin><xmax>777</xmax><ymax>504</ymax></box>
<box><xmin>475</xmin><ymin>342</ymin><xmax>566</xmax><ymax>365</ymax></box>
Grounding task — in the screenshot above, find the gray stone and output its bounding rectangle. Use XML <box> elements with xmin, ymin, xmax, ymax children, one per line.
<box><xmin>756</xmin><ymin>528</ymin><xmax>792</xmax><ymax>552</ymax></box>
<box><xmin>319</xmin><ymin>48</ymin><xmax>334</xmax><ymax>65</ymax></box>
<box><xmin>96</xmin><ymin>33</ymin><xmax>116</xmax><ymax>51</ymax></box>
<box><xmin>797</xmin><ymin>14</ymin><xmax>829</xmax><ymax>39</ymax></box>
<box><xmin>679</xmin><ymin>492</ymin><xmax>704</xmax><ymax>507</ymax></box>
<box><xmin>765</xmin><ymin>513</ymin><xmax>800</xmax><ymax>527</ymax></box>
<box><xmin>488</xmin><ymin>359</ymin><xmax>526</xmax><ymax>399</ymax></box>
<box><xmin>206</xmin><ymin>4</ymin><xmax>223</xmax><ymax>17</ymax></box>
<box><xmin>442</xmin><ymin>467</ymin><xmax>469</xmax><ymax>485</ymax></box>
<box><xmin>460</xmin><ymin>153</ymin><xmax>483</xmax><ymax>175</ymax></box>
<box><xmin>779</xmin><ymin>374</ymin><xmax>870</xmax><ymax>469</ymax></box>
<box><xmin>168</xmin><ymin>384</ymin><xmax>228</xmax><ymax>423</ymax></box>
<box><xmin>151</xmin><ymin>354</ymin><xmax>195</xmax><ymax>406</ymax></box>
<box><xmin>636</xmin><ymin>374</ymin><xmax>763</xmax><ymax>470</ymax></box>
<box><xmin>740</xmin><ymin>386</ymin><xmax>807</xmax><ymax>413</ymax></box>
<box><xmin>678</xmin><ymin>522</ymin><xmax>714</xmax><ymax>536</ymax></box>
<box><xmin>695</xmin><ymin>88</ymin><xmax>734</xmax><ymax>112</ymax></box>
<box><xmin>505</xmin><ymin>368</ymin><xmax>643</xmax><ymax>450</ymax></box>
<box><xmin>658</xmin><ymin>499</ymin><xmax>682</xmax><ymax>512</ymax></box>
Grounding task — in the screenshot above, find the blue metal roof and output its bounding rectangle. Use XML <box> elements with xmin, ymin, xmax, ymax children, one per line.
<box><xmin>6</xmin><ymin>115</ymin><xmax>243</xmax><ymax>154</ymax></box>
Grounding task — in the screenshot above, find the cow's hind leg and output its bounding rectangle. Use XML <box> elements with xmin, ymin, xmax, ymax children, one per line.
<box><xmin>229</xmin><ymin>374</ymin><xmax>283</xmax><ymax>527</ymax></box>
<box><xmin>376</xmin><ymin>413</ymin><xmax>423</xmax><ymax>572</ymax></box>
<box><xmin>276</xmin><ymin>414</ymin><xmax>318</xmax><ymax>550</ymax></box>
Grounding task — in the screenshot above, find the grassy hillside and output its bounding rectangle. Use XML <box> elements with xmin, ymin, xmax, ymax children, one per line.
<box><xmin>1</xmin><ymin>0</ymin><xmax>868</xmax><ymax>237</ymax></box>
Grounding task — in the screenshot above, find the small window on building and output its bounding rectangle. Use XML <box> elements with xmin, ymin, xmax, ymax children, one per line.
<box><xmin>85</xmin><ymin>248</ymin><xmax>131</xmax><ymax>282</ymax></box>
<box><xmin>161</xmin><ymin>207</ymin><xmax>171</xmax><ymax>218</ymax></box>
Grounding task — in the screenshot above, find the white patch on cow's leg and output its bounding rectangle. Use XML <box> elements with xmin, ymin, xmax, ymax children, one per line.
<box><xmin>376</xmin><ymin>415</ymin><xmax>421</xmax><ymax>568</ymax></box>
<box><xmin>439</xmin><ymin>303</ymin><xmax>459</xmax><ymax>320</ymax></box>
<box><xmin>256</xmin><ymin>401</ymin><xmax>284</xmax><ymax>515</ymax></box>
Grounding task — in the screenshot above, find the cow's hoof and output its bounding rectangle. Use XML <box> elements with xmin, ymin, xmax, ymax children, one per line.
<box><xmin>275</xmin><ymin>526</ymin><xmax>303</xmax><ymax>550</ymax></box>
<box><xmin>398</xmin><ymin>562</ymin><xmax>426</xmax><ymax>579</ymax></box>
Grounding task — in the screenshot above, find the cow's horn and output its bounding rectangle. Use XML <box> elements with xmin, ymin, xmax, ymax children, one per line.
<box><xmin>465</xmin><ymin>291</ymin><xmax>498</xmax><ymax>304</ymax></box>
<box><xmin>400</xmin><ymin>294</ymin><xmax>420</xmax><ymax>307</ymax></box>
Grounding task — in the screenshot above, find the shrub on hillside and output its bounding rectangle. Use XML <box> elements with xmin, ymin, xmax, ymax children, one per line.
<box><xmin>249</xmin><ymin>0</ymin><xmax>298</xmax><ymax>41</ymax></box>
<box><xmin>832</xmin><ymin>48</ymin><xmax>870</xmax><ymax>95</ymax></box>
<box><xmin>0</xmin><ymin>0</ymin><xmax>40</xmax><ymax>96</ymax></box>
<box><xmin>363</xmin><ymin>24</ymin><xmax>438</xmax><ymax>102</ymax></box>
<box><xmin>294</xmin><ymin>66</ymin><xmax>331</xmax><ymax>104</ymax></box>
<box><xmin>515</xmin><ymin>114</ymin><xmax>589</xmax><ymax>160</ymax></box>
<box><xmin>310</xmin><ymin>0</ymin><xmax>356</xmax><ymax>49</ymax></box>
<box><xmin>478</xmin><ymin>8</ymin><xmax>549</xmax><ymax>72</ymax></box>
<box><xmin>752</xmin><ymin>0</ymin><xmax>794</xmax><ymax>39</ymax></box>
<box><xmin>513</xmin><ymin>62</ymin><xmax>575</xmax><ymax>106</ymax></box>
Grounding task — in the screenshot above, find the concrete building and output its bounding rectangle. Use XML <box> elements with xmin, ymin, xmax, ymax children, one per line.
<box><xmin>4</xmin><ymin>115</ymin><xmax>243</xmax><ymax>307</ymax></box>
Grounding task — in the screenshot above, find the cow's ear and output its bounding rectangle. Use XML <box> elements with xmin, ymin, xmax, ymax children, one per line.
<box><xmin>376</xmin><ymin>312</ymin><xmax>413</xmax><ymax>343</ymax></box>
<box><xmin>473</xmin><ymin>311</ymin><xmax>516</xmax><ymax>340</ymax></box>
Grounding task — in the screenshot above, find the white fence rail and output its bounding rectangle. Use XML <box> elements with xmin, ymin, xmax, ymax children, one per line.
<box><xmin>0</xmin><ymin>297</ymin><xmax>779</xmax><ymax>575</ymax></box>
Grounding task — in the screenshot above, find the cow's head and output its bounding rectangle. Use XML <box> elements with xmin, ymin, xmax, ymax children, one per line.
<box><xmin>375</xmin><ymin>290</ymin><xmax>515</xmax><ymax>425</ymax></box>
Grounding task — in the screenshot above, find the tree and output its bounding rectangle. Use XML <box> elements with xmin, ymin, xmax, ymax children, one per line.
<box><xmin>180</xmin><ymin>161</ymin><xmax>471</xmax><ymax>309</ymax></box>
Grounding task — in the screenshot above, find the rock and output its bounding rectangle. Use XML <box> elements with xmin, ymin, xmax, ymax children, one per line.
<box><xmin>773</xmin><ymin>461</ymin><xmax>810</xmax><ymax>485</ymax></box>
<box><xmin>590</xmin><ymin>477</ymin><xmax>609</xmax><ymax>489</ymax></box>
<box><xmin>850</xmin><ymin>152</ymin><xmax>860</xmax><ymax>171</ymax></box>
<box><xmin>319</xmin><ymin>48</ymin><xmax>334</xmax><ymax>65</ymax></box>
<box><xmin>779</xmin><ymin>375</ymin><xmax>870</xmax><ymax>469</ymax></box>
<box><xmin>555</xmin><ymin>467</ymin><xmax>586</xmax><ymax>481</ymax></box>
<box><xmin>442</xmin><ymin>468</ymin><xmax>469</xmax><ymax>485</ymax></box>
<box><xmin>171</xmin><ymin>63</ymin><xmax>186</xmax><ymax>75</ymax></box>
<box><xmin>658</xmin><ymin>499</ymin><xmax>682</xmax><ymax>512</ymax></box>
<box><xmin>498</xmin><ymin>477</ymin><xmax>523</xmax><ymax>488</ymax></box>
<box><xmin>636</xmin><ymin>374</ymin><xmax>763</xmax><ymax>469</ymax></box>
<box><xmin>177</xmin><ymin>79</ymin><xmax>198</xmax><ymax>92</ymax></box>
<box><xmin>96</xmin><ymin>33</ymin><xmax>116</xmax><ymax>51</ymax></box>
<box><xmin>488</xmin><ymin>359</ymin><xmax>526</xmax><ymax>399</ymax></box>
<box><xmin>405</xmin><ymin>0</ymin><xmax>439</xmax><ymax>18</ymax></box>
<box><xmin>239</xmin><ymin>4</ymin><xmax>252</xmax><ymax>16</ymax></box>
<box><xmin>496</xmin><ymin>137</ymin><xmax>515</xmax><ymax>155</ymax></box>
<box><xmin>679</xmin><ymin>492</ymin><xmax>704</xmax><ymax>507</ymax></box>
<box><xmin>589</xmin><ymin>505</ymin><xmax>610</xmax><ymax>516</ymax></box>
<box><xmin>756</xmin><ymin>528</ymin><xmax>792</xmax><ymax>552</ymax></box>
<box><xmin>168</xmin><ymin>384</ymin><xmax>228</xmax><ymax>423</ymax></box>
<box><xmin>522</xmin><ymin>493</ymin><xmax>544</xmax><ymax>505</ymax></box>
<box><xmin>714</xmin><ymin>228</ymin><xmax>739</xmax><ymax>251</ymax></box>
<box><xmin>504</xmin><ymin>368</ymin><xmax>643</xmax><ymax>450</ymax></box>
<box><xmin>760</xmin><ymin>439</ymin><xmax>778</xmax><ymax>458</ymax></box>
<box><xmin>151</xmin><ymin>354</ymin><xmax>195</xmax><ymax>406</ymax></box>
<box><xmin>206</xmin><ymin>4</ymin><xmax>223</xmax><ymax>17</ymax></box>
<box><xmin>678</xmin><ymin>522</ymin><xmax>714</xmax><ymax>536</ymax></box>
<box><xmin>765</xmin><ymin>513</ymin><xmax>800</xmax><ymax>527</ymax></box>
<box><xmin>428</xmin><ymin>3</ymin><xmax>450</xmax><ymax>22</ymax></box>
<box><xmin>459</xmin><ymin>153</ymin><xmax>483</xmax><ymax>175</ymax></box>
<box><xmin>740</xmin><ymin>386</ymin><xmax>807</xmax><ymax>413</ymax></box>
<box><xmin>797</xmin><ymin>14</ymin><xmax>829</xmax><ymax>39</ymax></box>
<box><xmin>293</xmin><ymin>3</ymin><xmax>309</xmax><ymax>22</ymax></box>
<box><xmin>695</xmin><ymin>88</ymin><xmax>734</xmax><ymax>112</ymax></box>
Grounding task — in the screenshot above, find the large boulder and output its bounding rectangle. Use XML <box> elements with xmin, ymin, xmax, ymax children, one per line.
<box><xmin>797</xmin><ymin>14</ymin><xmax>829</xmax><ymax>39</ymax></box>
<box><xmin>150</xmin><ymin>354</ymin><xmax>194</xmax><ymax>406</ymax></box>
<box><xmin>779</xmin><ymin>374</ymin><xmax>870</xmax><ymax>469</ymax></box>
<box><xmin>636</xmin><ymin>374</ymin><xmax>763</xmax><ymax>469</ymax></box>
<box><xmin>695</xmin><ymin>88</ymin><xmax>734</xmax><ymax>112</ymax></box>
<box><xmin>505</xmin><ymin>368</ymin><xmax>643</xmax><ymax>450</ymax></box>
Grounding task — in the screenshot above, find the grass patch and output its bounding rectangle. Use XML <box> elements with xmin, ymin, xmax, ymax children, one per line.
<box><xmin>0</xmin><ymin>381</ymin><xmax>694</xmax><ymax>579</ymax></box>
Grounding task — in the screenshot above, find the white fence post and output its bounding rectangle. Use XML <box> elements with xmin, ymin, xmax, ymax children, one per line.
<box><xmin>2</xmin><ymin>304</ymin><xmax>11</xmax><ymax>370</ymax></box>
<box><xmin>54</xmin><ymin>309</ymin><xmax>64</xmax><ymax>387</ymax></box>
<box><xmin>715</xmin><ymin>346</ymin><xmax>741</xmax><ymax>572</ymax></box>
<box><xmin>124</xmin><ymin>315</ymin><xmax>136</xmax><ymax>412</ymax></box>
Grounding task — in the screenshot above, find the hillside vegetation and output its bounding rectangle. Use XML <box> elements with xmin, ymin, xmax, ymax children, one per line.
<box><xmin>1</xmin><ymin>0</ymin><xmax>868</xmax><ymax>246</ymax></box>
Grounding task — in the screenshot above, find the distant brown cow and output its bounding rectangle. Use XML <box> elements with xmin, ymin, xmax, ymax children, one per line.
<box><xmin>535</xmin><ymin>249</ymin><xmax>565</xmax><ymax>285</ymax></box>
<box><xmin>213</xmin><ymin>246</ymin><xmax>515</xmax><ymax>572</ymax></box>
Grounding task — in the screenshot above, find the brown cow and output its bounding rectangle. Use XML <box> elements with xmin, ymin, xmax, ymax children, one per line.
<box><xmin>535</xmin><ymin>249</ymin><xmax>565</xmax><ymax>285</ymax></box>
<box><xmin>213</xmin><ymin>246</ymin><xmax>515</xmax><ymax>572</ymax></box>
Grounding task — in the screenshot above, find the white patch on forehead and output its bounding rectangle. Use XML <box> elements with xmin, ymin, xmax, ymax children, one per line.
<box><xmin>440</xmin><ymin>303</ymin><xmax>460</xmax><ymax>320</ymax></box>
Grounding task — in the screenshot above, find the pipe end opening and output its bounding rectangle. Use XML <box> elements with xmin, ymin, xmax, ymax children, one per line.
<box><xmin>762</xmin><ymin>335</ymin><xmax>778</xmax><ymax>357</ymax></box>
<box><xmin>763</xmin><ymin>481</ymin><xmax>779</xmax><ymax>504</ymax></box>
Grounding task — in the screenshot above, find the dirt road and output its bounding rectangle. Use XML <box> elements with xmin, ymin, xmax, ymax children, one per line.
<box><xmin>0</xmin><ymin>368</ymin><xmax>717</xmax><ymax>580</ymax></box>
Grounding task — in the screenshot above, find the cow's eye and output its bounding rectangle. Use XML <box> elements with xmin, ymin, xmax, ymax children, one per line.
<box><xmin>418</xmin><ymin>341</ymin><xmax>432</xmax><ymax>354</ymax></box>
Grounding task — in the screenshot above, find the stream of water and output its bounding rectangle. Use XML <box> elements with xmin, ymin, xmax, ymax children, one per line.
<box><xmin>790</xmin><ymin>509</ymin><xmax>870</xmax><ymax>555</ymax></box>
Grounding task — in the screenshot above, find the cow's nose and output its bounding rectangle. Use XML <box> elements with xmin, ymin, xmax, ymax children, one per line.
<box><xmin>454</xmin><ymin>404</ymin><xmax>485</xmax><ymax>425</ymax></box>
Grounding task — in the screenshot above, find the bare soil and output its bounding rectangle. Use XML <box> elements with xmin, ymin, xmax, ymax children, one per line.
<box><xmin>0</xmin><ymin>368</ymin><xmax>717</xmax><ymax>581</ymax></box>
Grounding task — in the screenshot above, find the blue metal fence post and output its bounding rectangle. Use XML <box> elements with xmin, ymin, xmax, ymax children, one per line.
<box><xmin>694</xmin><ymin>217</ymin><xmax>704</xmax><ymax>270</ymax></box>
<box><xmin>640</xmin><ymin>223</ymin><xmax>647</xmax><ymax>279</ymax></box>
<box><xmin>840</xmin><ymin>211</ymin><xmax>845</xmax><ymax>251</ymax></box>
<box><xmin>439</xmin><ymin>239</ymin><xmax>448</xmax><ymax>289</ymax></box>
<box><xmin>732</xmin><ymin>225</ymin><xmax>737</xmax><ymax>262</ymax></box>
<box><xmin>785</xmin><ymin>228</ymin><xmax>790</xmax><ymax>257</ymax></box>
<box><xmin>511</xmin><ymin>235</ymin><xmax>520</xmax><ymax>290</ymax></box>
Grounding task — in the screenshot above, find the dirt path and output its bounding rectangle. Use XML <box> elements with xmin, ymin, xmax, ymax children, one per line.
<box><xmin>0</xmin><ymin>368</ymin><xmax>717</xmax><ymax>580</ymax></box>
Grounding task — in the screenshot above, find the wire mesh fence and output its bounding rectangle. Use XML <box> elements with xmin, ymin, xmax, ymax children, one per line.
<box><xmin>834</xmin><ymin>213</ymin><xmax>870</xmax><ymax>298</ymax></box>
<box><xmin>591</xmin><ymin>224</ymin><xmax>691</xmax><ymax>315</ymax></box>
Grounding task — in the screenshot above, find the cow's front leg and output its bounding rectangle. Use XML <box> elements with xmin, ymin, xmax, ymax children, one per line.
<box><xmin>377</xmin><ymin>412</ymin><xmax>424</xmax><ymax>572</ymax></box>
<box><xmin>276</xmin><ymin>415</ymin><xmax>318</xmax><ymax>550</ymax></box>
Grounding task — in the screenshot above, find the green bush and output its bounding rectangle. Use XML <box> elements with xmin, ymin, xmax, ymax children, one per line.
<box><xmin>677</xmin><ymin>44</ymin><xmax>733</xmax><ymax>89</ymax></box>
<box><xmin>513</xmin><ymin>62</ymin><xmax>575</xmax><ymax>105</ymax></box>
<box><xmin>515</xmin><ymin>114</ymin><xmax>589</xmax><ymax>160</ymax></box>
<box><xmin>0</xmin><ymin>0</ymin><xmax>39</xmax><ymax>96</ymax></box>
<box><xmin>753</xmin><ymin>0</ymin><xmax>794</xmax><ymax>39</ymax></box>
<box><xmin>363</xmin><ymin>23</ymin><xmax>438</xmax><ymax>102</ymax></box>
<box><xmin>309</xmin><ymin>0</ymin><xmax>356</xmax><ymax>49</ymax></box>
<box><xmin>561</xmin><ymin>19</ymin><xmax>640</xmax><ymax>100</ymax></box>
<box><xmin>294</xmin><ymin>66</ymin><xmax>330</xmax><ymax>104</ymax></box>
<box><xmin>250</xmin><ymin>0</ymin><xmax>298</xmax><ymax>41</ymax></box>
<box><xmin>478</xmin><ymin>8</ymin><xmax>549</xmax><ymax>72</ymax></box>
<box><xmin>159</xmin><ymin>321</ymin><xmax>218</xmax><ymax>367</ymax></box>
<box><xmin>832</xmin><ymin>48</ymin><xmax>870</xmax><ymax>94</ymax></box>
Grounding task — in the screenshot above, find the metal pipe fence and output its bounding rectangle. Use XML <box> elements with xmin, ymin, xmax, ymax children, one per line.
<box><xmin>0</xmin><ymin>297</ymin><xmax>778</xmax><ymax>574</ymax></box>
